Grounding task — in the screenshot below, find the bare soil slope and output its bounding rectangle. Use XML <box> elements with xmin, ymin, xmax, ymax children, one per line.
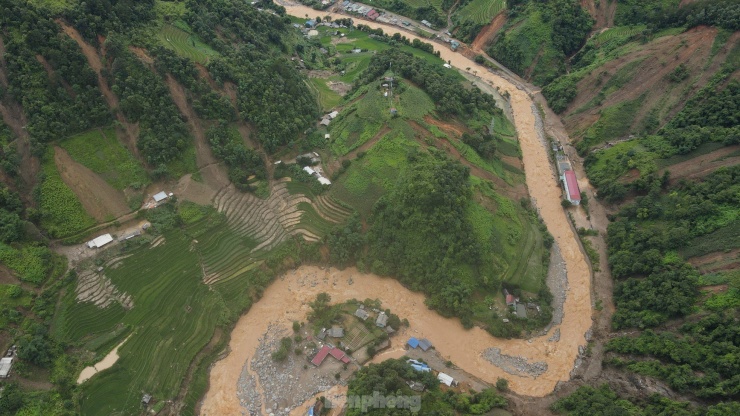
<box><xmin>564</xmin><ymin>27</ymin><xmax>737</xmax><ymax>138</ymax></box>
<box><xmin>471</xmin><ymin>12</ymin><xmax>507</xmax><ymax>53</ymax></box>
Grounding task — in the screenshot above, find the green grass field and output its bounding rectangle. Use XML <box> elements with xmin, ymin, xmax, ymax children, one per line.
<box><xmin>456</xmin><ymin>0</ymin><xmax>506</xmax><ymax>25</ymax></box>
<box><xmin>330</xmin><ymin>132</ymin><xmax>418</xmax><ymax>215</ymax></box>
<box><xmin>39</xmin><ymin>149</ymin><xmax>97</xmax><ymax>238</ymax></box>
<box><xmin>158</xmin><ymin>23</ymin><xmax>219</xmax><ymax>64</ymax></box>
<box><xmin>60</xmin><ymin>128</ymin><xmax>148</xmax><ymax>191</ymax></box>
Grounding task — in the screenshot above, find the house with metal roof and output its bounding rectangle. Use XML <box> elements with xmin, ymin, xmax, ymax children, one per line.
<box><xmin>0</xmin><ymin>357</ymin><xmax>13</xmax><ymax>378</ymax></box>
<box><xmin>87</xmin><ymin>233</ymin><xmax>114</xmax><ymax>249</ymax></box>
<box><xmin>418</xmin><ymin>338</ymin><xmax>432</xmax><ymax>351</ymax></box>
<box><xmin>328</xmin><ymin>326</ymin><xmax>344</xmax><ymax>338</ymax></box>
<box><xmin>355</xmin><ymin>308</ymin><xmax>369</xmax><ymax>320</ymax></box>
<box><xmin>153</xmin><ymin>191</ymin><xmax>171</xmax><ymax>203</ymax></box>
<box><xmin>375</xmin><ymin>311</ymin><xmax>388</xmax><ymax>328</ymax></box>
<box><xmin>407</xmin><ymin>337</ymin><xmax>419</xmax><ymax>349</ymax></box>
<box><xmin>311</xmin><ymin>345</ymin><xmax>332</xmax><ymax>366</ymax></box>
<box><xmin>562</xmin><ymin>170</ymin><xmax>581</xmax><ymax>205</ymax></box>
<box><xmin>438</xmin><ymin>372</ymin><xmax>456</xmax><ymax>387</ymax></box>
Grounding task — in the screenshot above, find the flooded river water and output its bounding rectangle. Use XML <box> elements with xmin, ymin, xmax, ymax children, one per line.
<box><xmin>200</xmin><ymin>4</ymin><xmax>592</xmax><ymax>414</ymax></box>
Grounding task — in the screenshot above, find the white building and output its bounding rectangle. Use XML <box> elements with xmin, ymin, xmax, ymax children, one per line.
<box><xmin>0</xmin><ymin>357</ymin><xmax>13</xmax><ymax>378</ymax></box>
<box><xmin>303</xmin><ymin>166</ymin><xmax>316</xmax><ymax>176</ymax></box>
<box><xmin>153</xmin><ymin>191</ymin><xmax>172</xmax><ymax>203</ymax></box>
<box><xmin>318</xmin><ymin>177</ymin><xmax>332</xmax><ymax>186</ymax></box>
<box><xmin>87</xmin><ymin>233</ymin><xmax>114</xmax><ymax>249</ymax></box>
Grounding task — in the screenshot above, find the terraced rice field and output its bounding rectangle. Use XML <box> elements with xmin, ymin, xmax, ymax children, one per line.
<box><xmin>456</xmin><ymin>0</ymin><xmax>506</xmax><ymax>25</ymax></box>
<box><xmin>158</xmin><ymin>24</ymin><xmax>218</xmax><ymax>63</ymax></box>
<box><xmin>75</xmin><ymin>269</ymin><xmax>133</xmax><ymax>310</ymax></box>
<box><xmin>208</xmin><ymin>179</ymin><xmax>353</xmax><ymax>284</ymax></box>
<box><xmin>67</xmin><ymin>232</ymin><xmax>225</xmax><ymax>415</ymax></box>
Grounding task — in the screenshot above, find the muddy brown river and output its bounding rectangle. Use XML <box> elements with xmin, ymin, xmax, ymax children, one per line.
<box><xmin>200</xmin><ymin>4</ymin><xmax>592</xmax><ymax>414</ymax></box>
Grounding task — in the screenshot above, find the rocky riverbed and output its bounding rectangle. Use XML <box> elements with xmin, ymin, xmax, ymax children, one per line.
<box><xmin>237</xmin><ymin>323</ymin><xmax>347</xmax><ymax>416</ymax></box>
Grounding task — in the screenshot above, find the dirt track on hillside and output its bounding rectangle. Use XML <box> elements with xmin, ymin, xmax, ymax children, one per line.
<box><xmin>201</xmin><ymin>4</ymin><xmax>595</xmax><ymax>414</ymax></box>
<box><xmin>53</xmin><ymin>146</ymin><xmax>129</xmax><ymax>221</ymax></box>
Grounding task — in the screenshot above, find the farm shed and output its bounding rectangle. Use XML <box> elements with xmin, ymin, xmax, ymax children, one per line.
<box><xmin>303</xmin><ymin>166</ymin><xmax>316</xmax><ymax>176</ymax></box>
<box><xmin>320</xmin><ymin>118</ymin><xmax>331</xmax><ymax>126</ymax></box>
<box><xmin>438</xmin><ymin>372</ymin><xmax>456</xmax><ymax>387</ymax></box>
<box><xmin>418</xmin><ymin>338</ymin><xmax>432</xmax><ymax>351</ymax></box>
<box><xmin>0</xmin><ymin>357</ymin><xmax>13</xmax><ymax>378</ymax></box>
<box><xmin>328</xmin><ymin>111</ymin><xmax>339</xmax><ymax>119</ymax></box>
<box><xmin>311</xmin><ymin>345</ymin><xmax>332</xmax><ymax>366</ymax></box>
<box><xmin>562</xmin><ymin>170</ymin><xmax>581</xmax><ymax>205</ymax></box>
<box><xmin>318</xmin><ymin>177</ymin><xmax>332</xmax><ymax>186</ymax></box>
<box><xmin>87</xmin><ymin>233</ymin><xmax>114</xmax><ymax>249</ymax></box>
<box><xmin>407</xmin><ymin>337</ymin><xmax>419</xmax><ymax>349</ymax></box>
<box><xmin>305</xmin><ymin>19</ymin><xmax>316</xmax><ymax>28</ymax></box>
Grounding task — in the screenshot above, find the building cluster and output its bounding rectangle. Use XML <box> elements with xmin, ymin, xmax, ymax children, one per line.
<box><xmin>406</xmin><ymin>358</ymin><xmax>458</xmax><ymax>387</ymax></box>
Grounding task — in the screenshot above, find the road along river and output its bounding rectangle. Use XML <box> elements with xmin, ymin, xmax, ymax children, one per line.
<box><xmin>200</xmin><ymin>4</ymin><xmax>592</xmax><ymax>414</ymax></box>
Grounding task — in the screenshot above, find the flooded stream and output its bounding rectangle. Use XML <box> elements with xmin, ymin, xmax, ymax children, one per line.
<box><xmin>200</xmin><ymin>4</ymin><xmax>592</xmax><ymax>414</ymax></box>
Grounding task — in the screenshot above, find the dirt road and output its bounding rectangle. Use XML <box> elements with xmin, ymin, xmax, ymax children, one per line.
<box><xmin>200</xmin><ymin>4</ymin><xmax>595</xmax><ymax>413</ymax></box>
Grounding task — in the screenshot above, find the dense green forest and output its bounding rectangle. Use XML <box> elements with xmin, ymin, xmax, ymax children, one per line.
<box><xmin>553</xmin><ymin>383</ymin><xmax>740</xmax><ymax>416</ymax></box>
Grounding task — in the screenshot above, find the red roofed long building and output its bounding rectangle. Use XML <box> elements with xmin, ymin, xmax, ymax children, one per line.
<box><xmin>311</xmin><ymin>346</ymin><xmax>351</xmax><ymax>366</ymax></box>
<box><xmin>563</xmin><ymin>170</ymin><xmax>581</xmax><ymax>205</ymax></box>
<box><xmin>311</xmin><ymin>345</ymin><xmax>331</xmax><ymax>366</ymax></box>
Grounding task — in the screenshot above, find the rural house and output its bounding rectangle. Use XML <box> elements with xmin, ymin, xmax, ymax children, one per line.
<box><xmin>375</xmin><ymin>311</ymin><xmax>388</xmax><ymax>328</ymax></box>
<box><xmin>562</xmin><ymin>170</ymin><xmax>581</xmax><ymax>205</ymax></box>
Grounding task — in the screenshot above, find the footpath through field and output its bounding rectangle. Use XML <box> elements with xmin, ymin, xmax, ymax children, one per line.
<box><xmin>200</xmin><ymin>3</ymin><xmax>593</xmax><ymax>413</ymax></box>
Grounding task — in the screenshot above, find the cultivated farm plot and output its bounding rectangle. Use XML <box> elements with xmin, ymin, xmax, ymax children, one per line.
<box><xmin>343</xmin><ymin>322</ymin><xmax>375</xmax><ymax>352</ymax></box>
<box><xmin>158</xmin><ymin>24</ymin><xmax>218</xmax><ymax>64</ymax></box>
<box><xmin>456</xmin><ymin>0</ymin><xmax>506</xmax><ymax>25</ymax></box>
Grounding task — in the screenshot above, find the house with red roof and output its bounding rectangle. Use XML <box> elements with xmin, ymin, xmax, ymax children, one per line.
<box><xmin>562</xmin><ymin>170</ymin><xmax>581</xmax><ymax>205</ymax></box>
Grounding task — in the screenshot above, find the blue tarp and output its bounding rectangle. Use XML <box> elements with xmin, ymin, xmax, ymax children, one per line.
<box><xmin>407</xmin><ymin>337</ymin><xmax>419</xmax><ymax>348</ymax></box>
<box><xmin>410</xmin><ymin>363</ymin><xmax>431</xmax><ymax>372</ymax></box>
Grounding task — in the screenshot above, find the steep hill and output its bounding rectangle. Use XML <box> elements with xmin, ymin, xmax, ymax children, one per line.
<box><xmin>0</xmin><ymin>1</ymin><xmax>550</xmax><ymax>414</ymax></box>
